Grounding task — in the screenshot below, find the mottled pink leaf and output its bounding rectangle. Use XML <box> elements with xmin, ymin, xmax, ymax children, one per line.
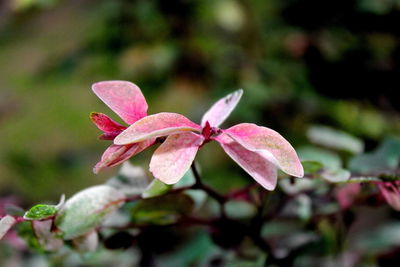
<box><xmin>215</xmin><ymin>134</ymin><xmax>278</xmax><ymax>190</ymax></box>
<box><xmin>201</xmin><ymin>89</ymin><xmax>243</xmax><ymax>127</ymax></box>
<box><xmin>0</xmin><ymin>215</ymin><xmax>16</xmax><ymax>240</ymax></box>
<box><xmin>92</xmin><ymin>81</ymin><xmax>148</xmax><ymax>124</ymax></box>
<box><xmin>114</xmin><ymin>112</ymin><xmax>202</xmax><ymax>145</ymax></box>
<box><xmin>149</xmin><ymin>132</ymin><xmax>204</xmax><ymax>184</ymax></box>
<box><xmin>93</xmin><ymin>140</ymin><xmax>154</xmax><ymax>173</ymax></box>
<box><xmin>224</xmin><ymin>123</ymin><xmax>304</xmax><ymax>177</ymax></box>
<box><xmin>336</xmin><ymin>183</ymin><xmax>361</xmax><ymax>210</ymax></box>
<box><xmin>90</xmin><ymin>112</ymin><xmax>126</xmax><ymax>140</ymax></box>
<box><xmin>379</xmin><ymin>182</ymin><xmax>400</xmax><ymax>211</ymax></box>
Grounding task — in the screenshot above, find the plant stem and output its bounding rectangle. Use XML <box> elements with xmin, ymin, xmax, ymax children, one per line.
<box><xmin>190</xmin><ymin>162</ymin><xmax>227</xmax><ymax>216</ymax></box>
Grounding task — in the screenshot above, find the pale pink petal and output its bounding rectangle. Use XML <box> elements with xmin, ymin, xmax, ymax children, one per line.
<box><xmin>149</xmin><ymin>132</ymin><xmax>204</xmax><ymax>184</ymax></box>
<box><xmin>90</xmin><ymin>112</ymin><xmax>126</xmax><ymax>140</ymax></box>
<box><xmin>215</xmin><ymin>134</ymin><xmax>278</xmax><ymax>190</ymax></box>
<box><xmin>114</xmin><ymin>112</ymin><xmax>202</xmax><ymax>145</ymax></box>
<box><xmin>201</xmin><ymin>89</ymin><xmax>243</xmax><ymax>128</ymax></box>
<box><xmin>92</xmin><ymin>81</ymin><xmax>148</xmax><ymax>124</ymax></box>
<box><xmin>224</xmin><ymin>123</ymin><xmax>304</xmax><ymax>177</ymax></box>
<box><xmin>93</xmin><ymin>140</ymin><xmax>154</xmax><ymax>173</ymax></box>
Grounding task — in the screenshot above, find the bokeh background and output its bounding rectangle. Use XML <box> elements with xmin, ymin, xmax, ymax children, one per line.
<box><xmin>1</xmin><ymin>0</ymin><xmax>400</xmax><ymax>213</ymax></box>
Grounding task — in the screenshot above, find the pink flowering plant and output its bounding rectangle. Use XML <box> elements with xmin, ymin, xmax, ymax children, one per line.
<box><xmin>91</xmin><ymin>81</ymin><xmax>303</xmax><ymax>190</ymax></box>
<box><xmin>2</xmin><ymin>81</ymin><xmax>400</xmax><ymax>266</ymax></box>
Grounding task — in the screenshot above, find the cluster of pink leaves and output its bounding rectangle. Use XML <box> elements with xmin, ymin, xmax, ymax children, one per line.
<box><xmin>91</xmin><ymin>81</ymin><xmax>304</xmax><ymax>190</ymax></box>
<box><xmin>336</xmin><ymin>181</ymin><xmax>400</xmax><ymax>211</ymax></box>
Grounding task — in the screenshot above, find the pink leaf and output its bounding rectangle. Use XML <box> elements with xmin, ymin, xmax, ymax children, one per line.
<box><xmin>93</xmin><ymin>140</ymin><xmax>154</xmax><ymax>173</ymax></box>
<box><xmin>215</xmin><ymin>134</ymin><xmax>278</xmax><ymax>190</ymax></box>
<box><xmin>0</xmin><ymin>215</ymin><xmax>16</xmax><ymax>240</ymax></box>
<box><xmin>201</xmin><ymin>89</ymin><xmax>243</xmax><ymax>127</ymax></box>
<box><xmin>336</xmin><ymin>183</ymin><xmax>361</xmax><ymax>210</ymax></box>
<box><xmin>90</xmin><ymin>112</ymin><xmax>126</xmax><ymax>140</ymax></box>
<box><xmin>114</xmin><ymin>112</ymin><xmax>202</xmax><ymax>145</ymax></box>
<box><xmin>92</xmin><ymin>81</ymin><xmax>148</xmax><ymax>124</ymax></box>
<box><xmin>224</xmin><ymin>123</ymin><xmax>304</xmax><ymax>177</ymax></box>
<box><xmin>149</xmin><ymin>132</ymin><xmax>204</xmax><ymax>184</ymax></box>
<box><xmin>379</xmin><ymin>182</ymin><xmax>400</xmax><ymax>211</ymax></box>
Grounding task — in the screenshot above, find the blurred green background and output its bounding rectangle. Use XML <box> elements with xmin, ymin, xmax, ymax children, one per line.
<box><xmin>1</xmin><ymin>0</ymin><xmax>400</xmax><ymax>205</ymax></box>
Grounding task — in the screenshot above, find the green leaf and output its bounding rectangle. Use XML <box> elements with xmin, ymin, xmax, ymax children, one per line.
<box><xmin>185</xmin><ymin>190</ymin><xmax>207</xmax><ymax>210</ymax></box>
<box><xmin>320</xmin><ymin>168</ymin><xmax>351</xmax><ymax>183</ymax></box>
<box><xmin>107</xmin><ymin>162</ymin><xmax>149</xmax><ymax>196</ymax></box>
<box><xmin>158</xmin><ymin>231</ymin><xmax>218</xmax><ymax>267</ymax></box>
<box><xmin>142</xmin><ymin>168</ymin><xmax>195</xmax><ymax>199</ymax></box>
<box><xmin>354</xmin><ymin>222</ymin><xmax>400</xmax><ymax>253</ymax></box>
<box><xmin>302</xmin><ymin>161</ymin><xmax>324</xmax><ymax>174</ymax></box>
<box><xmin>15</xmin><ymin>221</ymin><xmax>42</xmax><ymax>251</ymax></box>
<box><xmin>298</xmin><ymin>146</ymin><xmax>342</xmax><ymax>169</ymax></box>
<box><xmin>23</xmin><ymin>194</ymin><xmax>65</xmax><ymax>220</ymax></box>
<box><xmin>225</xmin><ymin>200</ymin><xmax>257</xmax><ymax>219</ymax></box>
<box><xmin>131</xmin><ymin>193</ymin><xmax>194</xmax><ymax>225</ymax></box>
<box><xmin>24</xmin><ymin>204</ymin><xmax>58</xmax><ymax>220</ymax></box>
<box><xmin>55</xmin><ymin>185</ymin><xmax>125</xmax><ymax>239</ymax></box>
<box><xmin>307</xmin><ymin>125</ymin><xmax>364</xmax><ymax>154</ymax></box>
<box><xmin>349</xmin><ymin>137</ymin><xmax>400</xmax><ymax>173</ymax></box>
<box><xmin>174</xmin><ymin>168</ymin><xmax>196</xmax><ymax>188</ymax></box>
<box><xmin>142</xmin><ymin>179</ymin><xmax>172</xmax><ymax>199</ymax></box>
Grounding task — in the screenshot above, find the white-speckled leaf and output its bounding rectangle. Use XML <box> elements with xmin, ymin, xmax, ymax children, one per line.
<box><xmin>55</xmin><ymin>185</ymin><xmax>125</xmax><ymax>240</ymax></box>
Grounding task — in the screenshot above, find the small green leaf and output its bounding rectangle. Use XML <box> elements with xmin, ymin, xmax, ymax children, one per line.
<box><xmin>131</xmin><ymin>193</ymin><xmax>194</xmax><ymax>225</ymax></box>
<box><xmin>24</xmin><ymin>205</ymin><xmax>58</xmax><ymax>220</ymax></box>
<box><xmin>142</xmin><ymin>168</ymin><xmax>195</xmax><ymax>199</ymax></box>
<box><xmin>302</xmin><ymin>161</ymin><xmax>324</xmax><ymax>174</ymax></box>
<box><xmin>23</xmin><ymin>195</ymin><xmax>65</xmax><ymax>220</ymax></box>
<box><xmin>142</xmin><ymin>179</ymin><xmax>172</xmax><ymax>199</ymax></box>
